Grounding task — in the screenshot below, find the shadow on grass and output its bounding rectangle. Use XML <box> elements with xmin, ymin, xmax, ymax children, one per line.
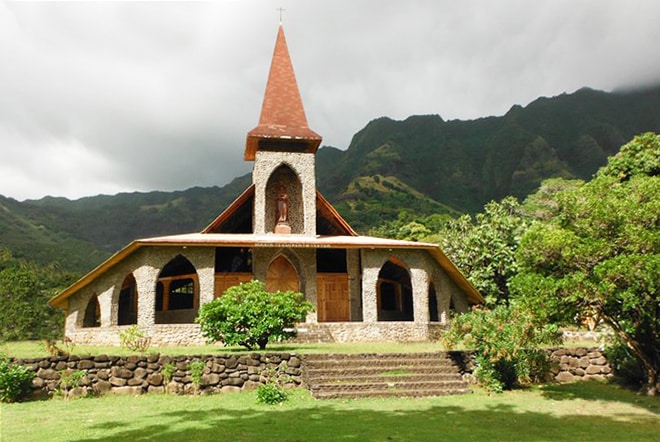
<box><xmin>539</xmin><ymin>381</ymin><xmax>659</xmax><ymax>414</ymax></box>
<box><xmin>70</xmin><ymin>394</ymin><xmax>659</xmax><ymax>442</ymax></box>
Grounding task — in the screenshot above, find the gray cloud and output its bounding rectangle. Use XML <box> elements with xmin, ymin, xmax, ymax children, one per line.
<box><xmin>1</xmin><ymin>0</ymin><xmax>659</xmax><ymax>200</ymax></box>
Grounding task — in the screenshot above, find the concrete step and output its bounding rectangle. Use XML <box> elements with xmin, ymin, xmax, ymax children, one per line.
<box><xmin>302</xmin><ymin>352</ymin><xmax>470</xmax><ymax>399</ymax></box>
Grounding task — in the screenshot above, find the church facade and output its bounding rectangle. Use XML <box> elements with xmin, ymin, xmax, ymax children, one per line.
<box><xmin>49</xmin><ymin>25</ymin><xmax>482</xmax><ymax>346</ymax></box>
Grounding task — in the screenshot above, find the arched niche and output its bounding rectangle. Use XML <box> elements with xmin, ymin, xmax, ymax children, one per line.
<box><xmin>155</xmin><ymin>254</ymin><xmax>199</xmax><ymax>324</ymax></box>
<box><xmin>428</xmin><ymin>280</ymin><xmax>439</xmax><ymax>322</ymax></box>
<box><xmin>377</xmin><ymin>258</ymin><xmax>413</xmax><ymax>321</ymax></box>
<box><xmin>118</xmin><ymin>273</ymin><xmax>138</xmax><ymax>326</ymax></box>
<box><xmin>82</xmin><ymin>294</ymin><xmax>101</xmax><ymax>328</ymax></box>
<box><xmin>265</xmin><ymin>164</ymin><xmax>303</xmax><ymax>234</ymax></box>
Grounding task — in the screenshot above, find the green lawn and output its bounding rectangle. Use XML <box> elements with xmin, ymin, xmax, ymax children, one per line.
<box><xmin>1</xmin><ymin>382</ymin><xmax>658</xmax><ymax>442</ymax></box>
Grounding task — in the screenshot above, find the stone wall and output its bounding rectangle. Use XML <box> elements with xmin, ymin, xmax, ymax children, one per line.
<box><xmin>449</xmin><ymin>347</ymin><xmax>613</xmax><ymax>383</ymax></box>
<box><xmin>548</xmin><ymin>347</ymin><xmax>613</xmax><ymax>382</ymax></box>
<box><xmin>12</xmin><ymin>347</ymin><xmax>611</xmax><ymax>399</ymax></box>
<box><xmin>14</xmin><ymin>352</ymin><xmax>302</xmax><ymax>399</ymax></box>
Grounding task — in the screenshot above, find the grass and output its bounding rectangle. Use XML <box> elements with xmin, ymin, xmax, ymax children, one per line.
<box><xmin>1</xmin><ymin>337</ymin><xmax>604</xmax><ymax>360</ymax></box>
<box><xmin>1</xmin><ymin>340</ymin><xmax>448</xmax><ymax>359</ymax></box>
<box><xmin>1</xmin><ymin>381</ymin><xmax>658</xmax><ymax>441</ymax></box>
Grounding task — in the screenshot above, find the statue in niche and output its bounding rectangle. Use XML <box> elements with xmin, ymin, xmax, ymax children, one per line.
<box><xmin>274</xmin><ymin>181</ymin><xmax>291</xmax><ymax>234</ymax></box>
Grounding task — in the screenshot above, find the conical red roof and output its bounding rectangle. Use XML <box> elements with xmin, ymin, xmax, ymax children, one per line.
<box><xmin>245</xmin><ymin>24</ymin><xmax>322</xmax><ymax>161</ymax></box>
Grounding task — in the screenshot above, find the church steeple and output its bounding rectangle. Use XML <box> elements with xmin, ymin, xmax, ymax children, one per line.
<box><xmin>245</xmin><ymin>24</ymin><xmax>322</xmax><ymax>161</ymax></box>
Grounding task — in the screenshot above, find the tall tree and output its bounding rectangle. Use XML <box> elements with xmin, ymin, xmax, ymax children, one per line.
<box><xmin>513</xmin><ymin>133</ymin><xmax>660</xmax><ymax>395</ymax></box>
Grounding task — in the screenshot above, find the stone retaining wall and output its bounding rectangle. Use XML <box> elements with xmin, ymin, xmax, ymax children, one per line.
<box><xmin>12</xmin><ymin>347</ymin><xmax>611</xmax><ymax>399</ymax></box>
<box><xmin>548</xmin><ymin>347</ymin><xmax>613</xmax><ymax>382</ymax></box>
<box><xmin>449</xmin><ymin>347</ymin><xmax>612</xmax><ymax>383</ymax></box>
<box><xmin>13</xmin><ymin>352</ymin><xmax>302</xmax><ymax>399</ymax></box>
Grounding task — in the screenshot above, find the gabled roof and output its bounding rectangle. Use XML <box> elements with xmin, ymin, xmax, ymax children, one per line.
<box><xmin>245</xmin><ymin>24</ymin><xmax>322</xmax><ymax>161</ymax></box>
<box><xmin>203</xmin><ymin>183</ymin><xmax>357</xmax><ymax>237</ymax></box>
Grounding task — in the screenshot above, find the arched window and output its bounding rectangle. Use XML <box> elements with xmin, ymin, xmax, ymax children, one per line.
<box><xmin>155</xmin><ymin>255</ymin><xmax>199</xmax><ymax>324</ymax></box>
<box><xmin>377</xmin><ymin>258</ymin><xmax>413</xmax><ymax>321</ymax></box>
<box><xmin>428</xmin><ymin>281</ymin><xmax>439</xmax><ymax>322</ymax></box>
<box><xmin>118</xmin><ymin>274</ymin><xmax>138</xmax><ymax>325</ymax></box>
<box><xmin>82</xmin><ymin>295</ymin><xmax>101</xmax><ymax>328</ymax></box>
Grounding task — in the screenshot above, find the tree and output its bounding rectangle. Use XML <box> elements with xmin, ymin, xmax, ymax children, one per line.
<box><xmin>0</xmin><ymin>249</ymin><xmax>76</xmax><ymax>341</ymax></box>
<box><xmin>196</xmin><ymin>280</ymin><xmax>314</xmax><ymax>350</ymax></box>
<box><xmin>436</xmin><ymin>197</ymin><xmax>528</xmax><ymax>306</ymax></box>
<box><xmin>512</xmin><ymin>133</ymin><xmax>660</xmax><ymax>395</ymax></box>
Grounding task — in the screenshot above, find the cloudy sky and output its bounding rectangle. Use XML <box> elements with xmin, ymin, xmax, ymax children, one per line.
<box><xmin>1</xmin><ymin>0</ymin><xmax>659</xmax><ymax>201</ymax></box>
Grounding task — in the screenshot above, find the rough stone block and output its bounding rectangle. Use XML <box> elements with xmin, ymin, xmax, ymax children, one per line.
<box><xmin>110</xmin><ymin>376</ymin><xmax>127</xmax><ymax>387</ymax></box>
<box><xmin>78</xmin><ymin>360</ymin><xmax>95</xmax><ymax>370</ymax></box>
<box><xmin>94</xmin><ymin>380</ymin><xmax>112</xmax><ymax>395</ymax></box>
<box><xmin>575</xmin><ymin>348</ymin><xmax>588</xmax><ymax>357</ymax></box>
<box><xmin>202</xmin><ymin>373</ymin><xmax>220</xmax><ymax>386</ymax></box>
<box><xmin>578</xmin><ymin>357</ymin><xmax>590</xmax><ymax>369</ymax></box>
<box><xmin>134</xmin><ymin>368</ymin><xmax>148</xmax><ymax>379</ymax></box>
<box><xmin>111</xmin><ymin>386</ymin><xmax>142</xmax><ymax>395</ymax></box>
<box><xmin>586</xmin><ymin>365</ymin><xmax>602</xmax><ymax>375</ymax></box>
<box><xmin>590</xmin><ymin>356</ymin><xmax>607</xmax><ymax>366</ymax></box>
<box><xmin>148</xmin><ymin>373</ymin><xmax>164</xmax><ymax>386</ymax></box>
<box><xmin>555</xmin><ymin>371</ymin><xmax>575</xmax><ymax>383</ymax></box>
<box><xmin>221</xmin><ymin>385</ymin><xmax>241</xmax><ymax>394</ymax></box>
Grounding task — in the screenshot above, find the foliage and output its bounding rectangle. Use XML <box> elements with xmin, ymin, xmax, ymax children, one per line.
<box><xmin>57</xmin><ymin>370</ymin><xmax>86</xmax><ymax>400</ymax></box>
<box><xmin>606</xmin><ymin>342</ymin><xmax>646</xmax><ymax>390</ymax></box>
<box><xmin>0</xmin><ymin>357</ymin><xmax>35</xmax><ymax>403</ymax></box>
<box><xmin>118</xmin><ymin>325</ymin><xmax>151</xmax><ymax>353</ymax></box>
<box><xmin>189</xmin><ymin>361</ymin><xmax>206</xmax><ymax>394</ymax></box>
<box><xmin>512</xmin><ymin>133</ymin><xmax>660</xmax><ymax>395</ymax></box>
<box><xmin>0</xmin><ymin>249</ymin><xmax>76</xmax><ymax>341</ymax></box>
<box><xmin>443</xmin><ymin>305</ymin><xmax>561</xmax><ymax>392</ymax></box>
<box><xmin>435</xmin><ymin>197</ymin><xmax>528</xmax><ymax>306</ymax></box>
<box><xmin>161</xmin><ymin>363</ymin><xmax>175</xmax><ymax>386</ymax></box>
<box><xmin>256</xmin><ymin>362</ymin><xmax>291</xmax><ymax>405</ymax></box>
<box><xmin>256</xmin><ymin>381</ymin><xmax>287</xmax><ymax>405</ymax></box>
<box><xmin>196</xmin><ymin>280</ymin><xmax>314</xmax><ymax>350</ymax></box>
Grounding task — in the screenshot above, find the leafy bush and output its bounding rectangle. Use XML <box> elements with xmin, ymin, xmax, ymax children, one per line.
<box><xmin>0</xmin><ymin>358</ymin><xmax>35</xmax><ymax>403</ymax></box>
<box><xmin>119</xmin><ymin>325</ymin><xmax>151</xmax><ymax>353</ymax></box>
<box><xmin>443</xmin><ymin>305</ymin><xmax>561</xmax><ymax>392</ymax></box>
<box><xmin>606</xmin><ymin>342</ymin><xmax>646</xmax><ymax>389</ymax></box>
<box><xmin>189</xmin><ymin>361</ymin><xmax>206</xmax><ymax>394</ymax></box>
<box><xmin>256</xmin><ymin>382</ymin><xmax>287</xmax><ymax>405</ymax></box>
<box><xmin>58</xmin><ymin>369</ymin><xmax>86</xmax><ymax>400</ymax></box>
<box><xmin>196</xmin><ymin>280</ymin><xmax>313</xmax><ymax>350</ymax></box>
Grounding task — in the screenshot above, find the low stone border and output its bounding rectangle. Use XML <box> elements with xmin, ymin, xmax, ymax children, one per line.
<box><xmin>13</xmin><ymin>353</ymin><xmax>302</xmax><ymax>399</ymax></box>
<box><xmin>11</xmin><ymin>347</ymin><xmax>611</xmax><ymax>399</ymax></box>
<box><xmin>449</xmin><ymin>347</ymin><xmax>612</xmax><ymax>383</ymax></box>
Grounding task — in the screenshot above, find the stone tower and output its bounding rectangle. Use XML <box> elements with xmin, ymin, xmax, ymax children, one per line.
<box><xmin>246</xmin><ymin>24</ymin><xmax>322</xmax><ymax>236</ymax></box>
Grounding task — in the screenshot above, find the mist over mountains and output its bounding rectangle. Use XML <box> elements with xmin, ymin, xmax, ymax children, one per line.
<box><xmin>1</xmin><ymin>85</ymin><xmax>659</xmax><ymax>272</ymax></box>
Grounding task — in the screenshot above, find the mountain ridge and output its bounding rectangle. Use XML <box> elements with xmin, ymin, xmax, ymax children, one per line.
<box><xmin>2</xmin><ymin>85</ymin><xmax>659</xmax><ymax>272</ymax></box>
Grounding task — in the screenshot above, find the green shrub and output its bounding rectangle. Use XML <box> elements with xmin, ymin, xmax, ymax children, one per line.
<box><xmin>196</xmin><ymin>280</ymin><xmax>313</xmax><ymax>350</ymax></box>
<box><xmin>189</xmin><ymin>361</ymin><xmax>205</xmax><ymax>394</ymax></box>
<box><xmin>606</xmin><ymin>341</ymin><xmax>646</xmax><ymax>389</ymax></box>
<box><xmin>58</xmin><ymin>369</ymin><xmax>86</xmax><ymax>400</ymax></box>
<box><xmin>161</xmin><ymin>363</ymin><xmax>175</xmax><ymax>385</ymax></box>
<box><xmin>256</xmin><ymin>382</ymin><xmax>287</xmax><ymax>405</ymax></box>
<box><xmin>0</xmin><ymin>358</ymin><xmax>35</xmax><ymax>403</ymax></box>
<box><xmin>119</xmin><ymin>325</ymin><xmax>151</xmax><ymax>353</ymax></box>
<box><xmin>443</xmin><ymin>305</ymin><xmax>561</xmax><ymax>392</ymax></box>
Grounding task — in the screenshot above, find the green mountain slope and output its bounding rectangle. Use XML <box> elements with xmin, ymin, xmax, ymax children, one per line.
<box><xmin>1</xmin><ymin>85</ymin><xmax>659</xmax><ymax>272</ymax></box>
<box><xmin>317</xmin><ymin>86</ymin><xmax>660</xmax><ymax>215</ymax></box>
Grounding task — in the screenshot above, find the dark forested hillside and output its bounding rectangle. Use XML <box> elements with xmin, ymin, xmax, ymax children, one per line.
<box><xmin>317</xmin><ymin>85</ymin><xmax>660</xmax><ymax>219</ymax></box>
<box><xmin>2</xmin><ymin>85</ymin><xmax>659</xmax><ymax>272</ymax></box>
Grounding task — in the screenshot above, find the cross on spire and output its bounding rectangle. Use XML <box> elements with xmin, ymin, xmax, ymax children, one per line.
<box><xmin>276</xmin><ymin>7</ymin><xmax>285</xmax><ymax>23</ymax></box>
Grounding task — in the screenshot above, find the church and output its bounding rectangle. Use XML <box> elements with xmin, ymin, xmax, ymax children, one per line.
<box><xmin>49</xmin><ymin>24</ymin><xmax>483</xmax><ymax>346</ymax></box>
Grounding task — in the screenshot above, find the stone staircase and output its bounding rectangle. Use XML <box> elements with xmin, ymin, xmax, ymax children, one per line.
<box><xmin>302</xmin><ymin>352</ymin><xmax>471</xmax><ymax>399</ymax></box>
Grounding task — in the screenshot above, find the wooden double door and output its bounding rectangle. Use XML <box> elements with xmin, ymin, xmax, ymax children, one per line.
<box><xmin>317</xmin><ymin>273</ymin><xmax>350</xmax><ymax>322</ymax></box>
